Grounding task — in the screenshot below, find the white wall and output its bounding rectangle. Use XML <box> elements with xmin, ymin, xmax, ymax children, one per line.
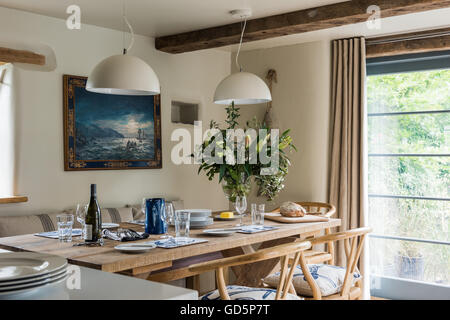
<box><xmin>231</xmin><ymin>40</ymin><xmax>332</xmax><ymax>210</ymax></box>
<box><xmin>0</xmin><ymin>63</ymin><xmax>16</xmax><ymax>197</ymax></box>
<box><xmin>0</xmin><ymin>7</ymin><xmax>230</xmax><ymax>216</ymax></box>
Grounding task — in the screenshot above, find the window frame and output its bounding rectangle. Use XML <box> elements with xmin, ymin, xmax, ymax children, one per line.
<box><xmin>366</xmin><ymin>51</ymin><xmax>450</xmax><ymax>299</ymax></box>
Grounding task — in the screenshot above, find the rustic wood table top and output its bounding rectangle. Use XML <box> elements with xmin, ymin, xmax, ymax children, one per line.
<box><xmin>0</xmin><ymin>217</ymin><xmax>341</xmax><ymax>274</ymax></box>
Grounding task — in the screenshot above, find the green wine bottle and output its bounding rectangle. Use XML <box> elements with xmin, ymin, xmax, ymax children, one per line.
<box><xmin>84</xmin><ymin>184</ymin><xmax>102</xmax><ymax>243</ymax></box>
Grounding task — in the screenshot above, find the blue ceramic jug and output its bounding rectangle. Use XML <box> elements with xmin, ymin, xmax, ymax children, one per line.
<box><xmin>145</xmin><ymin>198</ymin><xmax>167</xmax><ymax>235</ymax></box>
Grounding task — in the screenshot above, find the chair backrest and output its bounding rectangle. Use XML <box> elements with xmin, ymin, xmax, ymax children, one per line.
<box><xmin>189</xmin><ymin>241</ymin><xmax>312</xmax><ymax>300</ymax></box>
<box><xmin>298</xmin><ymin>227</ymin><xmax>372</xmax><ymax>299</ymax></box>
<box><xmin>272</xmin><ymin>201</ymin><xmax>336</xmax><ymax>218</ymax></box>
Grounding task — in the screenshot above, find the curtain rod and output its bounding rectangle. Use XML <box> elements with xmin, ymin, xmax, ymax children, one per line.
<box><xmin>366</xmin><ymin>27</ymin><xmax>450</xmax><ymax>46</ymax></box>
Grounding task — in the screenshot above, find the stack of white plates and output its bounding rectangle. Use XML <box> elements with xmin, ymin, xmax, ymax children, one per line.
<box><xmin>0</xmin><ymin>252</ymin><xmax>68</xmax><ymax>296</ymax></box>
<box><xmin>174</xmin><ymin>209</ymin><xmax>213</xmax><ymax>229</ymax></box>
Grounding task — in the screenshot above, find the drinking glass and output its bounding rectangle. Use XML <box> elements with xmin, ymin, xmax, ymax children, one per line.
<box><xmin>161</xmin><ymin>202</ymin><xmax>174</xmax><ymax>239</ymax></box>
<box><xmin>251</xmin><ymin>203</ymin><xmax>258</xmax><ymax>225</ymax></box>
<box><xmin>75</xmin><ymin>204</ymin><xmax>87</xmax><ymax>238</ymax></box>
<box><xmin>256</xmin><ymin>204</ymin><xmax>265</xmax><ymax>225</ymax></box>
<box><xmin>57</xmin><ymin>214</ymin><xmax>74</xmax><ymax>243</ymax></box>
<box><xmin>141</xmin><ymin>197</ymin><xmax>146</xmax><ymax>219</ymax></box>
<box><xmin>235</xmin><ymin>196</ymin><xmax>247</xmax><ymax>227</ymax></box>
<box><xmin>174</xmin><ymin>210</ymin><xmax>190</xmax><ymax>242</ymax></box>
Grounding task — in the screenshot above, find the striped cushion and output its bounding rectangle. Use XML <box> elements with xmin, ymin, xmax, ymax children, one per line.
<box><xmin>101</xmin><ymin>208</ymin><xmax>133</xmax><ymax>224</ymax></box>
<box><xmin>65</xmin><ymin>207</ymin><xmax>134</xmax><ymax>225</ymax></box>
<box><xmin>200</xmin><ymin>285</ymin><xmax>302</xmax><ymax>300</ymax></box>
<box><xmin>0</xmin><ymin>207</ymin><xmax>134</xmax><ymax>238</ymax></box>
<box><xmin>0</xmin><ymin>212</ymin><xmax>64</xmax><ymax>237</ymax></box>
<box><xmin>264</xmin><ymin>264</ymin><xmax>361</xmax><ymax>297</ymax></box>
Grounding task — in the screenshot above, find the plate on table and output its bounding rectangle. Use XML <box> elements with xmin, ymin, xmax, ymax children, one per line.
<box><xmin>0</xmin><ymin>267</ymin><xmax>67</xmax><ymax>287</ymax></box>
<box><xmin>214</xmin><ymin>214</ymin><xmax>243</xmax><ymax>221</ymax></box>
<box><xmin>202</xmin><ymin>229</ymin><xmax>238</xmax><ymax>237</ymax></box>
<box><xmin>0</xmin><ymin>272</ymin><xmax>67</xmax><ymax>296</ymax></box>
<box><xmin>114</xmin><ymin>243</ymin><xmax>156</xmax><ymax>254</ymax></box>
<box><xmin>170</xmin><ymin>217</ymin><xmax>214</xmax><ymax>229</ymax></box>
<box><xmin>190</xmin><ymin>217</ymin><xmax>214</xmax><ymax>229</ymax></box>
<box><xmin>182</xmin><ymin>209</ymin><xmax>212</xmax><ymax>218</ymax></box>
<box><xmin>102</xmin><ymin>223</ymin><xmax>120</xmax><ymax>229</ymax></box>
<box><xmin>0</xmin><ymin>252</ymin><xmax>68</xmax><ymax>282</ymax></box>
<box><xmin>0</xmin><ymin>269</ymin><xmax>67</xmax><ymax>293</ymax></box>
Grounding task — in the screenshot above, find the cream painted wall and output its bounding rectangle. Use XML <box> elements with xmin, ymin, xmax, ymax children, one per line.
<box><xmin>231</xmin><ymin>40</ymin><xmax>332</xmax><ymax>210</ymax></box>
<box><xmin>0</xmin><ymin>63</ymin><xmax>16</xmax><ymax>197</ymax></box>
<box><xmin>0</xmin><ymin>7</ymin><xmax>230</xmax><ymax>216</ymax></box>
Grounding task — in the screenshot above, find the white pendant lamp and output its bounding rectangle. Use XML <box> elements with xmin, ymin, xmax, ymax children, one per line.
<box><xmin>86</xmin><ymin>4</ymin><xmax>160</xmax><ymax>96</ymax></box>
<box><xmin>214</xmin><ymin>9</ymin><xmax>271</xmax><ymax>105</ymax></box>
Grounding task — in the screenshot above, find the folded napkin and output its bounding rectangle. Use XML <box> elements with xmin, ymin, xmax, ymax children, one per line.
<box><xmin>102</xmin><ymin>228</ymin><xmax>149</xmax><ymax>242</ymax></box>
<box><xmin>154</xmin><ymin>237</ymin><xmax>208</xmax><ymax>249</ymax></box>
<box><xmin>35</xmin><ymin>229</ymin><xmax>82</xmax><ymax>239</ymax></box>
<box><xmin>127</xmin><ymin>220</ymin><xmax>145</xmax><ymax>226</ymax></box>
<box><xmin>238</xmin><ymin>225</ymin><xmax>279</xmax><ymax>234</ymax></box>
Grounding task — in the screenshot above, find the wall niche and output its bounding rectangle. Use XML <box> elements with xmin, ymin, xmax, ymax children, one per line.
<box><xmin>171</xmin><ymin>100</ymin><xmax>199</xmax><ymax>125</ymax></box>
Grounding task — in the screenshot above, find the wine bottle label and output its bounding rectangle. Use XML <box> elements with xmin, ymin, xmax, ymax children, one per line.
<box><xmin>84</xmin><ymin>224</ymin><xmax>93</xmax><ymax>241</ymax></box>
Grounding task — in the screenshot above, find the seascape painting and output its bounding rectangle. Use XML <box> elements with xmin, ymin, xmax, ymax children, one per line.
<box><xmin>64</xmin><ymin>75</ymin><xmax>162</xmax><ymax>171</ymax></box>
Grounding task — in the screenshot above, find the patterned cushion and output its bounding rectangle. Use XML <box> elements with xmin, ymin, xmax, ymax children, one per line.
<box><xmin>200</xmin><ymin>285</ymin><xmax>302</xmax><ymax>300</ymax></box>
<box><xmin>127</xmin><ymin>200</ymin><xmax>184</xmax><ymax>220</ymax></box>
<box><xmin>264</xmin><ymin>264</ymin><xmax>361</xmax><ymax>297</ymax></box>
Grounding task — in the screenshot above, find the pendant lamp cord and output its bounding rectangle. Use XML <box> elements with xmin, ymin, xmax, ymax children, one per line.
<box><xmin>122</xmin><ymin>0</ymin><xmax>135</xmax><ymax>54</ymax></box>
<box><xmin>235</xmin><ymin>18</ymin><xmax>247</xmax><ymax>72</ymax></box>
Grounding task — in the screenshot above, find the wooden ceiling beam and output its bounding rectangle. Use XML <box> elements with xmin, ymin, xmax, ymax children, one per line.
<box><xmin>155</xmin><ymin>0</ymin><xmax>450</xmax><ymax>54</ymax></box>
<box><xmin>0</xmin><ymin>47</ymin><xmax>45</xmax><ymax>65</ymax></box>
<box><xmin>366</xmin><ymin>27</ymin><xmax>450</xmax><ymax>58</ymax></box>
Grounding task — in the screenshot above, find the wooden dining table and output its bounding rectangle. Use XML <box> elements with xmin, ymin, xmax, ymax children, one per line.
<box><xmin>0</xmin><ymin>215</ymin><xmax>340</xmax><ymax>290</ymax></box>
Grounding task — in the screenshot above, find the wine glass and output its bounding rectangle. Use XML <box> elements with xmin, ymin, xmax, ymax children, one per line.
<box><xmin>141</xmin><ymin>198</ymin><xmax>146</xmax><ymax>220</ymax></box>
<box><xmin>235</xmin><ymin>196</ymin><xmax>247</xmax><ymax>227</ymax></box>
<box><xmin>75</xmin><ymin>204</ymin><xmax>87</xmax><ymax>239</ymax></box>
<box><xmin>161</xmin><ymin>202</ymin><xmax>174</xmax><ymax>239</ymax></box>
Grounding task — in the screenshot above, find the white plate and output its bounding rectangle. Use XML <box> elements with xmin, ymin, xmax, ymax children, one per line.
<box><xmin>0</xmin><ymin>272</ymin><xmax>67</xmax><ymax>296</ymax></box>
<box><xmin>170</xmin><ymin>217</ymin><xmax>214</xmax><ymax>228</ymax></box>
<box><xmin>102</xmin><ymin>223</ymin><xmax>120</xmax><ymax>229</ymax></box>
<box><xmin>190</xmin><ymin>216</ymin><xmax>210</xmax><ymax>222</ymax></box>
<box><xmin>214</xmin><ymin>214</ymin><xmax>243</xmax><ymax>221</ymax></box>
<box><xmin>190</xmin><ymin>217</ymin><xmax>214</xmax><ymax>229</ymax></box>
<box><xmin>114</xmin><ymin>243</ymin><xmax>156</xmax><ymax>253</ymax></box>
<box><xmin>0</xmin><ymin>252</ymin><xmax>67</xmax><ymax>282</ymax></box>
<box><xmin>180</xmin><ymin>209</ymin><xmax>212</xmax><ymax>217</ymax></box>
<box><xmin>0</xmin><ymin>266</ymin><xmax>67</xmax><ymax>287</ymax></box>
<box><xmin>0</xmin><ymin>268</ymin><xmax>67</xmax><ymax>290</ymax></box>
<box><xmin>202</xmin><ymin>229</ymin><xmax>237</xmax><ymax>237</ymax></box>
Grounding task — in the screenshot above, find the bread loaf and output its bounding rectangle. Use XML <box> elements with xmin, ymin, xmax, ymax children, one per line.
<box><xmin>280</xmin><ymin>202</ymin><xmax>306</xmax><ymax>217</ymax></box>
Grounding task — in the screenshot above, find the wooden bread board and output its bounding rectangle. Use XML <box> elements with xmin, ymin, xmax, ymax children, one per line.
<box><xmin>264</xmin><ymin>212</ymin><xmax>329</xmax><ymax>224</ymax></box>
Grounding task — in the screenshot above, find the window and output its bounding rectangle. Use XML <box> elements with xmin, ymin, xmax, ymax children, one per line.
<box><xmin>366</xmin><ymin>51</ymin><xmax>450</xmax><ymax>299</ymax></box>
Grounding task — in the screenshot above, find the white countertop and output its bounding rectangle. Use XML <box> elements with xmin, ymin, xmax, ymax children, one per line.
<box><xmin>0</xmin><ymin>250</ymin><xmax>198</xmax><ymax>300</ymax></box>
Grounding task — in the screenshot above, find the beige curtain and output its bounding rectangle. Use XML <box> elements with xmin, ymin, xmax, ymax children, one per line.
<box><xmin>329</xmin><ymin>37</ymin><xmax>369</xmax><ymax>298</ymax></box>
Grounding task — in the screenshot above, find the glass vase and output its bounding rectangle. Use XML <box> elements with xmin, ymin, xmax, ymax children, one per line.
<box><xmin>221</xmin><ymin>174</ymin><xmax>251</xmax><ymax>203</ymax></box>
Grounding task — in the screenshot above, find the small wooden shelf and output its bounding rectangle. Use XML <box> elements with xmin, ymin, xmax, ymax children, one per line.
<box><xmin>0</xmin><ymin>196</ymin><xmax>28</xmax><ymax>204</ymax></box>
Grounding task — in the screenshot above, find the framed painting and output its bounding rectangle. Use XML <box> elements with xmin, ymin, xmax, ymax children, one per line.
<box><xmin>63</xmin><ymin>75</ymin><xmax>162</xmax><ymax>171</ymax></box>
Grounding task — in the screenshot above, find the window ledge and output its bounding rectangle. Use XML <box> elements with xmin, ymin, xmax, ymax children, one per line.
<box><xmin>0</xmin><ymin>196</ymin><xmax>28</xmax><ymax>204</ymax></box>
